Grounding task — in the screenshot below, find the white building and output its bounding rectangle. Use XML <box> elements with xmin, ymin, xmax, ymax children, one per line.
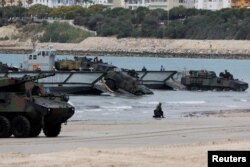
<box><xmin>116</xmin><ymin>0</ymin><xmax>181</xmax><ymax>10</ymax></box>
<box><xmin>31</xmin><ymin>0</ymin><xmax>75</xmax><ymax>8</ymax></box>
<box><xmin>180</xmin><ymin>0</ymin><xmax>196</xmax><ymax>8</ymax></box>
<box><xmin>30</xmin><ymin>0</ymin><xmax>231</xmax><ymax>10</ymax></box>
<box><xmin>79</xmin><ymin>0</ymin><xmax>113</xmax><ymax>8</ymax></box>
<box><xmin>194</xmin><ymin>0</ymin><xmax>231</xmax><ymax>10</ymax></box>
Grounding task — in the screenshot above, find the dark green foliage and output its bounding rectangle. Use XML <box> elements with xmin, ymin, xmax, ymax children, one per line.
<box><xmin>1</xmin><ymin>5</ymin><xmax>250</xmax><ymax>40</ymax></box>
<box><xmin>78</xmin><ymin>6</ymin><xmax>250</xmax><ymax>39</ymax></box>
<box><xmin>48</xmin><ymin>6</ymin><xmax>86</xmax><ymax>19</ymax></box>
<box><xmin>141</xmin><ymin>15</ymin><xmax>159</xmax><ymax>37</ymax></box>
<box><xmin>39</xmin><ymin>22</ymin><xmax>94</xmax><ymax>43</ymax></box>
<box><xmin>0</xmin><ymin>18</ymin><xmax>8</xmax><ymax>27</ymax></box>
<box><xmin>0</xmin><ymin>6</ymin><xmax>27</xmax><ymax>19</ymax></box>
<box><xmin>29</xmin><ymin>4</ymin><xmax>51</xmax><ymax>19</ymax></box>
<box><xmin>73</xmin><ymin>16</ymin><xmax>85</xmax><ymax>26</ymax></box>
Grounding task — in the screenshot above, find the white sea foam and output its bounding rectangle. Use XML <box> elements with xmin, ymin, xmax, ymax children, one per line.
<box><xmin>76</xmin><ymin>109</ymin><xmax>103</xmax><ymax>113</ymax></box>
<box><xmin>240</xmin><ymin>99</ymin><xmax>247</xmax><ymax>102</ymax></box>
<box><xmin>225</xmin><ymin>105</ymin><xmax>238</xmax><ymax>108</ymax></box>
<box><xmin>100</xmin><ymin>106</ymin><xmax>133</xmax><ymax>109</ymax></box>
<box><xmin>139</xmin><ymin>101</ymin><xmax>160</xmax><ymax>105</ymax></box>
<box><xmin>166</xmin><ymin>101</ymin><xmax>206</xmax><ymax>105</ymax></box>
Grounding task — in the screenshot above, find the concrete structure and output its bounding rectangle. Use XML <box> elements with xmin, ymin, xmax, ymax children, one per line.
<box><xmin>6</xmin><ymin>0</ymin><xmax>250</xmax><ymax>10</ymax></box>
<box><xmin>194</xmin><ymin>0</ymin><xmax>231</xmax><ymax>10</ymax></box>
<box><xmin>121</xmin><ymin>0</ymin><xmax>181</xmax><ymax>10</ymax></box>
<box><xmin>31</xmin><ymin>0</ymin><xmax>75</xmax><ymax>8</ymax></box>
<box><xmin>180</xmin><ymin>0</ymin><xmax>196</xmax><ymax>8</ymax></box>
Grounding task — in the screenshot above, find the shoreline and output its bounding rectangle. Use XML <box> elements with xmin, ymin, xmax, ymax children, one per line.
<box><xmin>1</xmin><ymin>48</ymin><xmax>250</xmax><ymax>59</ymax></box>
<box><xmin>1</xmin><ymin>37</ymin><xmax>250</xmax><ymax>59</ymax></box>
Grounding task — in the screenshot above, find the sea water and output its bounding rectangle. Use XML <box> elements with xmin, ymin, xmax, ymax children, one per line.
<box><xmin>1</xmin><ymin>54</ymin><xmax>250</xmax><ymax>120</ymax></box>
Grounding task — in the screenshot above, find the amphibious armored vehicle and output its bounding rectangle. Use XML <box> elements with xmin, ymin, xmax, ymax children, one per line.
<box><xmin>103</xmin><ymin>69</ymin><xmax>153</xmax><ymax>95</ymax></box>
<box><xmin>181</xmin><ymin>70</ymin><xmax>248</xmax><ymax>91</ymax></box>
<box><xmin>0</xmin><ymin>73</ymin><xmax>75</xmax><ymax>138</ymax></box>
<box><xmin>55</xmin><ymin>56</ymin><xmax>116</xmax><ymax>72</ymax></box>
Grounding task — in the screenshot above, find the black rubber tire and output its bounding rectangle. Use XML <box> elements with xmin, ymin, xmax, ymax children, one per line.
<box><xmin>29</xmin><ymin>123</ymin><xmax>42</xmax><ymax>137</ymax></box>
<box><xmin>12</xmin><ymin>116</ymin><xmax>31</xmax><ymax>138</ymax></box>
<box><xmin>43</xmin><ymin>124</ymin><xmax>61</xmax><ymax>137</ymax></box>
<box><xmin>0</xmin><ymin>116</ymin><xmax>12</xmax><ymax>138</ymax></box>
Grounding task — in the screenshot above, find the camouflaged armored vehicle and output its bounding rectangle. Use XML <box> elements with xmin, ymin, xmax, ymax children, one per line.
<box><xmin>103</xmin><ymin>68</ymin><xmax>153</xmax><ymax>95</ymax></box>
<box><xmin>55</xmin><ymin>56</ymin><xmax>116</xmax><ymax>72</ymax></box>
<box><xmin>181</xmin><ymin>70</ymin><xmax>248</xmax><ymax>91</ymax></box>
<box><xmin>0</xmin><ymin>73</ymin><xmax>74</xmax><ymax>138</ymax></box>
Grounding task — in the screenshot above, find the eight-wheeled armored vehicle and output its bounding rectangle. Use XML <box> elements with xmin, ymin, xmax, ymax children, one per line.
<box><xmin>181</xmin><ymin>70</ymin><xmax>248</xmax><ymax>91</ymax></box>
<box><xmin>0</xmin><ymin>73</ymin><xmax>75</xmax><ymax>138</ymax></box>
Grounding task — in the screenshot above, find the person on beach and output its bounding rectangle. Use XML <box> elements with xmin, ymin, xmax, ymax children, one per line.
<box><xmin>153</xmin><ymin>102</ymin><xmax>165</xmax><ymax>118</ymax></box>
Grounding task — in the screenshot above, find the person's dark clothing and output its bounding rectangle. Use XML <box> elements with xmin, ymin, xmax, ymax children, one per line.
<box><xmin>153</xmin><ymin>103</ymin><xmax>164</xmax><ymax>118</ymax></box>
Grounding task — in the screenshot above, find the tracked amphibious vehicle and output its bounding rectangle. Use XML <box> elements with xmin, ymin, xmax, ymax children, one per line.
<box><xmin>0</xmin><ymin>73</ymin><xmax>74</xmax><ymax>138</ymax></box>
<box><xmin>181</xmin><ymin>70</ymin><xmax>248</xmax><ymax>91</ymax></box>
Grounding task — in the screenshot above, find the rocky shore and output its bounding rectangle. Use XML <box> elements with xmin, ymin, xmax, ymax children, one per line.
<box><xmin>1</xmin><ymin>37</ymin><xmax>250</xmax><ymax>59</ymax></box>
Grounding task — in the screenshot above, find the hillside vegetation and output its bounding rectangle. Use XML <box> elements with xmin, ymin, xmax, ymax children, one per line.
<box><xmin>1</xmin><ymin>5</ymin><xmax>250</xmax><ymax>40</ymax></box>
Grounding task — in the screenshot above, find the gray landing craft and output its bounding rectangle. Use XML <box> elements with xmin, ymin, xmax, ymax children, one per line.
<box><xmin>0</xmin><ymin>46</ymin><xmax>178</xmax><ymax>95</ymax></box>
<box><xmin>0</xmin><ymin>73</ymin><xmax>75</xmax><ymax>138</ymax></box>
<box><xmin>181</xmin><ymin>70</ymin><xmax>248</xmax><ymax>91</ymax></box>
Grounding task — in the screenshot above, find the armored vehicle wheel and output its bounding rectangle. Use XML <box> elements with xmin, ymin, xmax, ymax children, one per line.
<box><xmin>12</xmin><ymin>116</ymin><xmax>31</xmax><ymax>138</ymax></box>
<box><xmin>0</xmin><ymin>116</ymin><xmax>12</xmax><ymax>138</ymax></box>
<box><xmin>29</xmin><ymin>123</ymin><xmax>42</xmax><ymax>137</ymax></box>
<box><xmin>43</xmin><ymin>123</ymin><xmax>61</xmax><ymax>137</ymax></box>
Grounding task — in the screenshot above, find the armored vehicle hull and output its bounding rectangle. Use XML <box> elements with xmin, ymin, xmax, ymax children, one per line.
<box><xmin>104</xmin><ymin>70</ymin><xmax>153</xmax><ymax>95</ymax></box>
<box><xmin>181</xmin><ymin>70</ymin><xmax>248</xmax><ymax>91</ymax></box>
<box><xmin>0</xmin><ymin>74</ymin><xmax>74</xmax><ymax>138</ymax></box>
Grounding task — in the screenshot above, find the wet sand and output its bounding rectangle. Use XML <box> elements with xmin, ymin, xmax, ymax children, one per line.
<box><xmin>1</xmin><ymin>110</ymin><xmax>250</xmax><ymax>167</ymax></box>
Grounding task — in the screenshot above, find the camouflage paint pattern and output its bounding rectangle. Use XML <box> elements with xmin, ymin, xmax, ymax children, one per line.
<box><xmin>0</xmin><ymin>73</ymin><xmax>74</xmax><ymax>137</ymax></box>
<box><xmin>104</xmin><ymin>70</ymin><xmax>153</xmax><ymax>95</ymax></box>
<box><xmin>181</xmin><ymin>70</ymin><xmax>248</xmax><ymax>91</ymax></box>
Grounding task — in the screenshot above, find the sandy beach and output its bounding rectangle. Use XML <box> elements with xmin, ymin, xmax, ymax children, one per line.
<box><xmin>1</xmin><ymin>110</ymin><xmax>250</xmax><ymax>167</ymax></box>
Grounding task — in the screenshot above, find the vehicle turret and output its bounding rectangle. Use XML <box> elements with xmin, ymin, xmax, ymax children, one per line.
<box><xmin>0</xmin><ymin>73</ymin><xmax>55</xmax><ymax>89</ymax></box>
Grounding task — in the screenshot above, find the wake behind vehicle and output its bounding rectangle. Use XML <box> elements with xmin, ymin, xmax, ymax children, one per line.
<box><xmin>0</xmin><ymin>73</ymin><xmax>75</xmax><ymax>138</ymax></box>
<box><xmin>181</xmin><ymin>70</ymin><xmax>248</xmax><ymax>91</ymax></box>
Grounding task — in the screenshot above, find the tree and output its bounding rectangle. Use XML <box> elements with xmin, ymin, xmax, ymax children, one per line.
<box><xmin>29</xmin><ymin>4</ymin><xmax>51</xmax><ymax>18</ymax></box>
<box><xmin>0</xmin><ymin>0</ymin><xmax>6</xmax><ymax>18</ymax></box>
<box><xmin>141</xmin><ymin>15</ymin><xmax>159</xmax><ymax>37</ymax></box>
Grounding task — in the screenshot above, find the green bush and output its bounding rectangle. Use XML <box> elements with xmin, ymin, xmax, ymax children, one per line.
<box><xmin>39</xmin><ymin>21</ymin><xmax>95</xmax><ymax>43</ymax></box>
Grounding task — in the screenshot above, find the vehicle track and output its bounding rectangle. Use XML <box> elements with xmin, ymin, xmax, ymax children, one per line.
<box><xmin>1</xmin><ymin>124</ymin><xmax>250</xmax><ymax>146</ymax></box>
